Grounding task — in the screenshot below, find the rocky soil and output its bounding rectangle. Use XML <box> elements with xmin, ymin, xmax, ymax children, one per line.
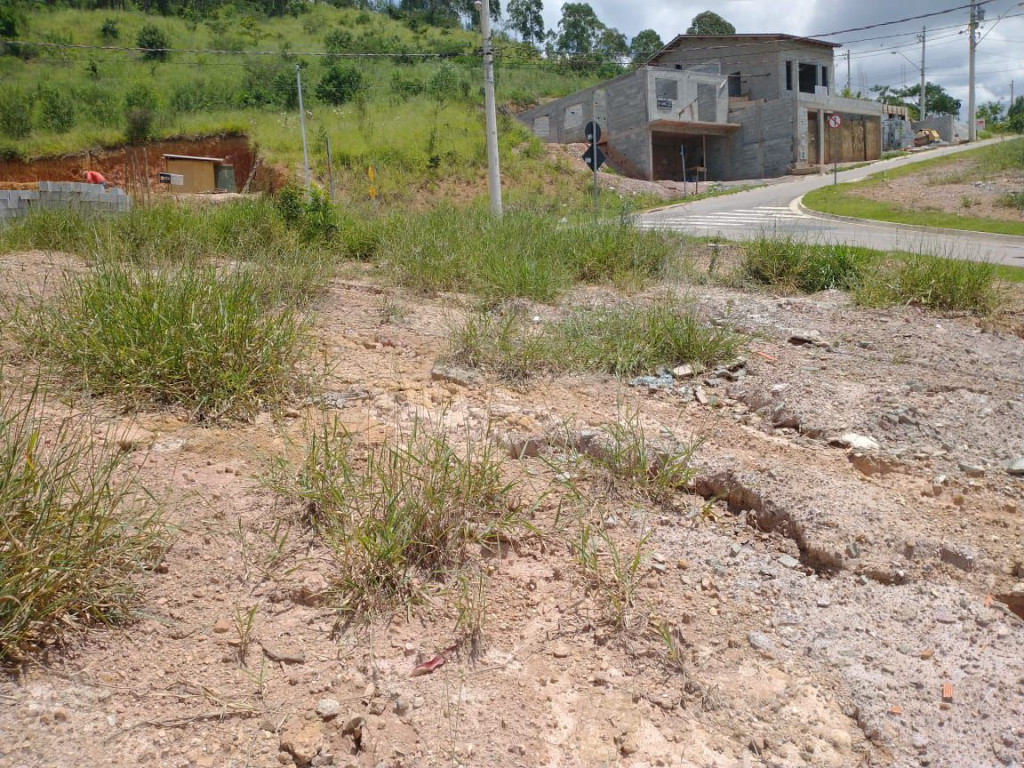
<box><xmin>1</xmin><ymin>249</ymin><xmax>1023</xmax><ymax>768</ymax></box>
<box><xmin>848</xmin><ymin>149</ymin><xmax>1024</xmax><ymax>225</ymax></box>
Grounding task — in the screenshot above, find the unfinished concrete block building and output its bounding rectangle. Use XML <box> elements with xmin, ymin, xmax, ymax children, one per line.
<box><xmin>518</xmin><ymin>33</ymin><xmax>885</xmax><ymax>182</ymax></box>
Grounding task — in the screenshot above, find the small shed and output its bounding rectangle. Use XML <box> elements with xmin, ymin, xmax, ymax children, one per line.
<box><xmin>162</xmin><ymin>154</ymin><xmax>236</xmax><ymax>193</ymax></box>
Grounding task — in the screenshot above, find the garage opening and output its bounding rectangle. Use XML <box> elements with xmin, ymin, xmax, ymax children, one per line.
<box><xmin>652</xmin><ymin>135</ymin><xmax>709</xmax><ymax>182</ymax></box>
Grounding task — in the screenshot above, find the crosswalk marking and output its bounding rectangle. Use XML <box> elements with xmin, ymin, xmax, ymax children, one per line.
<box><xmin>639</xmin><ymin>205</ymin><xmax>810</xmax><ymax>232</ymax></box>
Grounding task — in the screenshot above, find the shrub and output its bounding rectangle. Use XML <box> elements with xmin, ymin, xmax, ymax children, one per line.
<box><xmin>38</xmin><ymin>86</ymin><xmax>76</xmax><ymax>133</ymax></box>
<box><xmin>100</xmin><ymin>18</ymin><xmax>119</xmax><ymax>40</ymax></box>
<box><xmin>0</xmin><ymin>87</ymin><xmax>33</xmax><ymax>139</ymax></box>
<box><xmin>274</xmin><ymin>185</ymin><xmax>338</xmax><ymax>241</ymax></box>
<box><xmin>124</xmin><ymin>83</ymin><xmax>158</xmax><ymax>142</ymax></box>
<box><xmin>136</xmin><ymin>24</ymin><xmax>170</xmax><ymax>62</ymax></box>
<box><xmin>239</xmin><ymin>58</ymin><xmax>298</xmax><ymax>109</ymax></box>
<box><xmin>323</xmin><ymin>28</ymin><xmax>353</xmax><ymax>55</ymax></box>
<box><xmin>427</xmin><ymin>61</ymin><xmax>459</xmax><ymax>102</ymax></box>
<box><xmin>316</xmin><ymin>63</ymin><xmax>367</xmax><ymax>105</ymax></box>
<box><xmin>9</xmin><ymin>261</ymin><xmax>311</xmax><ymax>419</ymax></box>
<box><xmin>0</xmin><ymin>383</ymin><xmax>163</xmax><ymax>664</ymax></box>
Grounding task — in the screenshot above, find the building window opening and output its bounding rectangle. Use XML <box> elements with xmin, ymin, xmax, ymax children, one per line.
<box><xmin>655</xmin><ymin>78</ymin><xmax>679</xmax><ymax>101</ymax></box>
<box><xmin>785</xmin><ymin>60</ymin><xmax>793</xmax><ymax>91</ymax></box>
<box><xmin>821</xmin><ymin>66</ymin><xmax>829</xmax><ymax>91</ymax></box>
<box><xmin>798</xmin><ymin>62</ymin><xmax>817</xmax><ymax>94</ymax></box>
<box><xmin>728</xmin><ymin>72</ymin><xmax>742</xmax><ymax>97</ymax></box>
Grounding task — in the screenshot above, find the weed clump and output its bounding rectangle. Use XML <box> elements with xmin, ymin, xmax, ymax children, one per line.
<box><xmin>8</xmin><ymin>261</ymin><xmax>310</xmax><ymax>419</ymax></box>
<box><xmin>270</xmin><ymin>419</ymin><xmax>518</xmax><ymax>616</ymax></box>
<box><xmin>380</xmin><ymin>206</ymin><xmax>676</xmax><ymax>302</ymax></box>
<box><xmin>742</xmin><ymin>235</ymin><xmax>869</xmax><ymax>293</ymax></box>
<box><xmin>0</xmin><ymin>385</ymin><xmax>163</xmax><ymax>664</ymax></box>
<box><xmin>854</xmin><ymin>252</ymin><xmax>1000</xmax><ymax>314</ymax></box>
<box><xmin>449</xmin><ymin>297</ymin><xmax>743</xmax><ymax>380</ymax></box>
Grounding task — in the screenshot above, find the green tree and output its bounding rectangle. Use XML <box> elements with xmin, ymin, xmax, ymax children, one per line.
<box><xmin>976</xmin><ymin>101</ymin><xmax>1005</xmax><ymax>127</ymax></box>
<box><xmin>686</xmin><ymin>10</ymin><xmax>735</xmax><ymax>35</ymax></box>
<box><xmin>555</xmin><ymin>2</ymin><xmax>603</xmax><ymax>56</ymax></box>
<box><xmin>871</xmin><ymin>82</ymin><xmax>960</xmax><ymax>119</ymax></box>
<box><xmin>629</xmin><ymin>28</ymin><xmax>662</xmax><ymax>65</ymax></box>
<box><xmin>136</xmin><ymin>24</ymin><xmax>170</xmax><ymax>62</ymax></box>
<box><xmin>594</xmin><ymin>26</ymin><xmax>627</xmax><ymax>63</ymax></box>
<box><xmin>1007</xmin><ymin>96</ymin><xmax>1024</xmax><ymax>133</ymax></box>
<box><xmin>507</xmin><ymin>0</ymin><xmax>544</xmax><ymax>44</ymax></box>
<box><xmin>316</xmin><ymin>63</ymin><xmax>367</xmax><ymax>105</ymax></box>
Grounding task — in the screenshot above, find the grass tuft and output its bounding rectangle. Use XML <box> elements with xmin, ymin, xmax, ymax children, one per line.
<box><xmin>0</xmin><ymin>383</ymin><xmax>163</xmax><ymax>664</ymax></box>
<box><xmin>854</xmin><ymin>252</ymin><xmax>1000</xmax><ymax>314</ymax></box>
<box><xmin>270</xmin><ymin>417</ymin><xmax>518</xmax><ymax>616</ymax></box>
<box><xmin>742</xmin><ymin>235</ymin><xmax>870</xmax><ymax>293</ymax></box>
<box><xmin>7</xmin><ymin>260</ymin><xmax>311</xmax><ymax>419</ymax></box>
<box><xmin>449</xmin><ymin>297</ymin><xmax>743</xmax><ymax>380</ymax></box>
<box><xmin>380</xmin><ymin>207</ymin><xmax>677</xmax><ymax>302</ymax></box>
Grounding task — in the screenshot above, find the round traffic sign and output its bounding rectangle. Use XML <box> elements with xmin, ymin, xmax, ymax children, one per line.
<box><xmin>828</xmin><ymin>113</ymin><xmax>842</xmax><ymax>129</ymax></box>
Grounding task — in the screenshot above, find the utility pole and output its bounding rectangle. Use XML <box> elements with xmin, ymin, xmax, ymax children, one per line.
<box><xmin>919</xmin><ymin>27</ymin><xmax>927</xmax><ymax>120</ymax></box>
<box><xmin>968</xmin><ymin>0</ymin><xmax>979</xmax><ymax>141</ymax></box>
<box><xmin>477</xmin><ymin>0</ymin><xmax>503</xmax><ymax>216</ymax></box>
<box><xmin>296</xmin><ymin>65</ymin><xmax>310</xmax><ymax>192</ymax></box>
<box><xmin>845</xmin><ymin>50</ymin><xmax>851</xmax><ymax>94</ymax></box>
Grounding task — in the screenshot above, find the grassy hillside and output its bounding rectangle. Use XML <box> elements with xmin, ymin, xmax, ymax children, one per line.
<box><xmin>0</xmin><ymin>6</ymin><xmax>610</xmax><ymax>204</ymax></box>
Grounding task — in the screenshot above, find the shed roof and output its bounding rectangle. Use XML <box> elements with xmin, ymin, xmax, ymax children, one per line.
<box><xmin>649</xmin><ymin>33</ymin><xmax>841</xmax><ymax>65</ymax></box>
<box><xmin>163</xmin><ymin>154</ymin><xmax>226</xmax><ymax>163</ymax></box>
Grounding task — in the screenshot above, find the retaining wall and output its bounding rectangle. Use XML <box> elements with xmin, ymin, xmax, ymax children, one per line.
<box><xmin>0</xmin><ymin>182</ymin><xmax>130</xmax><ymax>222</ymax></box>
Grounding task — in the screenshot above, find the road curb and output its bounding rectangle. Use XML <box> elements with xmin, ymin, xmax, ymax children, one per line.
<box><xmin>794</xmin><ymin>197</ymin><xmax>1024</xmax><ymax>245</ymax></box>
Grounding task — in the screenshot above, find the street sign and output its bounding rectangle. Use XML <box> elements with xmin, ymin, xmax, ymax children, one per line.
<box><xmin>828</xmin><ymin>113</ymin><xmax>842</xmax><ymax>129</ymax></box>
<box><xmin>583</xmin><ymin>145</ymin><xmax>606</xmax><ymax>171</ymax></box>
<box><xmin>584</xmin><ymin>121</ymin><xmax>602</xmax><ymax>144</ymax></box>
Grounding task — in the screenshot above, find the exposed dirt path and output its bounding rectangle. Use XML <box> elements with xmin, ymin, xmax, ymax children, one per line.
<box><xmin>1</xmin><ymin>254</ymin><xmax>1022</xmax><ymax>768</ymax></box>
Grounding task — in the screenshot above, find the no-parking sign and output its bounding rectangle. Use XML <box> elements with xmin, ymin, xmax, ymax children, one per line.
<box><xmin>828</xmin><ymin>113</ymin><xmax>842</xmax><ymax>129</ymax></box>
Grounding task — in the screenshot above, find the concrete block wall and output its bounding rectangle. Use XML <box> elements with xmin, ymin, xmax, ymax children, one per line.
<box><xmin>710</xmin><ymin>98</ymin><xmax>795</xmax><ymax>180</ymax></box>
<box><xmin>645</xmin><ymin>67</ymin><xmax>728</xmax><ymax>123</ymax></box>
<box><xmin>0</xmin><ymin>182</ymin><xmax>130</xmax><ymax>222</ymax></box>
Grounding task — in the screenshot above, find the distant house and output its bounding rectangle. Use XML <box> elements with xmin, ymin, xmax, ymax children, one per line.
<box><xmin>518</xmin><ymin>33</ymin><xmax>886</xmax><ymax>181</ymax></box>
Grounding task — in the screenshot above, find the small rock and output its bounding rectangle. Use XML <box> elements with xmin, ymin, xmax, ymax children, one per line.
<box><xmin>394</xmin><ymin>695</ymin><xmax>411</xmax><ymax>717</ymax></box>
<box><xmin>729</xmin><ymin>543</ymin><xmax>743</xmax><ymax>558</ymax></box>
<box><xmin>778</xmin><ymin>554</ymin><xmax>800</xmax><ymax>569</ymax></box>
<box><xmin>845</xmin><ymin>542</ymin><xmax>860</xmax><ymax>559</ymax></box>
<box><xmin>315</xmin><ymin>699</ymin><xmax>340</xmax><ymax>720</ymax></box>
<box><xmin>672</xmin><ymin>363</ymin><xmax>697</xmax><ymax>378</ymax></box>
<box><xmin>816</xmin><ymin>597</ymin><xmax>832</xmax><ymax>608</ymax></box>
<box><xmin>430</xmin><ymin>363</ymin><xmax>478</xmax><ymax>388</ymax></box>
<box><xmin>939</xmin><ymin>544</ymin><xmax>976</xmax><ymax>572</ymax></box>
<box><xmin>367</xmin><ymin>699</ymin><xmax>387</xmax><ymax>716</ymax></box>
<box><xmin>284</xmin><ymin>408</ymin><xmax>301</xmax><ymax>419</ymax></box>
<box><xmin>1007</xmin><ymin>458</ymin><xmax>1024</xmax><ymax>476</ymax></box>
<box><xmin>747</xmin><ymin>631</ymin><xmax>776</xmax><ymax>658</ymax></box>
<box><xmin>280</xmin><ymin>720</ymin><xmax>324</xmax><ymax>767</ymax></box>
<box><xmin>695</xmin><ymin>386</ymin><xmax>709</xmax><ymax>405</ymax></box>
<box><xmin>838</xmin><ymin>433</ymin><xmax>880</xmax><ymax>452</ymax></box>
<box><xmin>551</xmin><ymin>644</ymin><xmax>571</xmax><ymax>659</ymax></box>
<box><xmin>934</xmin><ymin>611</ymin><xmax>958</xmax><ymax>625</ymax></box>
<box><xmin>959</xmin><ymin>463</ymin><xmax>985</xmax><ymax>478</ymax></box>
<box><xmin>213</xmin><ymin>619</ymin><xmax>231</xmax><ymax>634</ymax></box>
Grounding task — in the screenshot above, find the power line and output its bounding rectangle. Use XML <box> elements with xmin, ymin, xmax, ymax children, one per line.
<box><xmin>810</xmin><ymin>0</ymin><xmax>1000</xmax><ymax>37</ymax></box>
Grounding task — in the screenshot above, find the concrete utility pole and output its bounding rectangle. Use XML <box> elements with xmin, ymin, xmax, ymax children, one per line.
<box><xmin>919</xmin><ymin>27</ymin><xmax>927</xmax><ymax>120</ymax></box>
<box><xmin>968</xmin><ymin>0</ymin><xmax>978</xmax><ymax>142</ymax></box>
<box><xmin>477</xmin><ymin>0</ymin><xmax>503</xmax><ymax>216</ymax></box>
<box><xmin>845</xmin><ymin>50</ymin><xmax>851</xmax><ymax>93</ymax></box>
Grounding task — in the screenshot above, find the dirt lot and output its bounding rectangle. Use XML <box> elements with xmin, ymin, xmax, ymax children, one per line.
<box><xmin>846</xmin><ymin>151</ymin><xmax>1024</xmax><ymax>224</ymax></box>
<box><xmin>1</xmin><ymin>247</ymin><xmax>1023</xmax><ymax>768</ymax></box>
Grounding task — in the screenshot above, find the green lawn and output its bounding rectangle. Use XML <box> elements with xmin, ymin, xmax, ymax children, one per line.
<box><xmin>802</xmin><ymin>138</ymin><xmax>1024</xmax><ymax>237</ymax></box>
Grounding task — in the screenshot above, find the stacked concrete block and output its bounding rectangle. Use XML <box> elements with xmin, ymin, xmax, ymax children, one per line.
<box><xmin>0</xmin><ymin>182</ymin><xmax>131</xmax><ymax>222</ymax></box>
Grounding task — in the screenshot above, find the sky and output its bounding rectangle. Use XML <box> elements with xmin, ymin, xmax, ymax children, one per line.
<box><xmin>530</xmin><ymin>0</ymin><xmax>1024</xmax><ymax>119</ymax></box>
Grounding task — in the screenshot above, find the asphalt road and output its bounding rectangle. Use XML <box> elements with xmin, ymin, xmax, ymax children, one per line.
<box><xmin>637</xmin><ymin>138</ymin><xmax>1024</xmax><ymax>267</ymax></box>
